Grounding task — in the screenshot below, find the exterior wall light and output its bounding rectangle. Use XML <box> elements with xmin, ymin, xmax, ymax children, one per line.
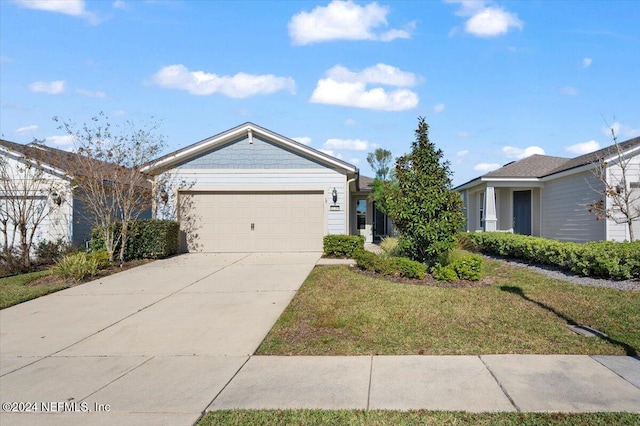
<box><xmin>51</xmin><ymin>192</ymin><xmax>62</xmax><ymax>206</ymax></box>
<box><xmin>160</xmin><ymin>188</ymin><xmax>169</xmax><ymax>204</ymax></box>
<box><xmin>332</xmin><ymin>187</ymin><xmax>338</xmax><ymax>204</ymax></box>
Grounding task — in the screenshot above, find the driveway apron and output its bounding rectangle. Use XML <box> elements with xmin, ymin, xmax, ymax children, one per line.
<box><xmin>0</xmin><ymin>252</ymin><xmax>320</xmax><ymax>426</ymax></box>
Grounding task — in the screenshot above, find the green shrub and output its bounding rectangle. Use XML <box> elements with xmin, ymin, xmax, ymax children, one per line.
<box><xmin>465</xmin><ymin>232</ymin><xmax>640</xmax><ymax>279</ymax></box>
<box><xmin>450</xmin><ymin>254</ymin><xmax>483</xmax><ymax>280</ymax></box>
<box><xmin>91</xmin><ymin>220</ymin><xmax>180</xmax><ymax>261</ymax></box>
<box><xmin>354</xmin><ymin>250</ymin><xmax>426</xmax><ymax>279</ymax></box>
<box><xmin>430</xmin><ymin>253</ymin><xmax>483</xmax><ymax>282</ymax></box>
<box><xmin>379</xmin><ymin>237</ymin><xmax>400</xmax><ymax>256</ymax></box>
<box><xmin>395</xmin><ymin>256</ymin><xmax>427</xmax><ymax>279</ymax></box>
<box><xmin>323</xmin><ymin>235</ymin><xmax>365</xmax><ymax>258</ymax></box>
<box><xmin>431</xmin><ymin>263</ymin><xmax>459</xmax><ymax>282</ymax></box>
<box><xmin>53</xmin><ymin>251</ymin><xmax>110</xmax><ymax>281</ymax></box>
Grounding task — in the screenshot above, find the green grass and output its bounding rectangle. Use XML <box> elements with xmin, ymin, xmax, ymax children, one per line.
<box><xmin>257</xmin><ymin>260</ymin><xmax>640</xmax><ymax>355</ymax></box>
<box><xmin>0</xmin><ymin>270</ymin><xmax>69</xmax><ymax>309</ymax></box>
<box><xmin>198</xmin><ymin>410</ymin><xmax>640</xmax><ymax>425</ymax></box>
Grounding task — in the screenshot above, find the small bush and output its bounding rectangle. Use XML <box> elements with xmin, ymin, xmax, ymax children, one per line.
<box><xmin>380</xmin><ymin>237</ymin><xmax>400</xmax><ymax>256</ymax></box>
<box><xmin>354</xmin><ymin>250</ymin><xmax>426</xmax><ymax>279</ymax></box>
<box><xmin>466</xmin><ymin>232</ymin><xmax>640</xmax><ymax>279</ymax></box>
<box><xmin>430</xmin><ymin>253</ymin><xmax>483</xmax><ymax>282</ymax></box>
<box><xmin>323</xmin><ymin>235</ymin><xmax>365</xmax><ymax>258</ymax></box>
<box><xmin>431</xmin><ymin>263</ymin><xmax>459</xmax><ymax>282</ymax></box>
<box><xmin>36</xmin><ymin>239</ymin><xmax>72</xmax><ymax>265</ymax></box>
<box><xmin>395</xmin><ymin>256</ymin><xmax>427</xmax><ymax>279</ymax></box>
<box><xmin>53</xmin><ymin>251</ymin><xmax>110</xmax><ymax>281</ymax></box>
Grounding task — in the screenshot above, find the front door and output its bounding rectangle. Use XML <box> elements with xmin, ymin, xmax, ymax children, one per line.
<box><xmin>513</xmin><ymin>190</ymin><xmax>532</xmax><ymax>235</ymax></box>
<box><xmin>373</xmin><ymin>203</ymin><xmax>388</xmax><ymax>242</ymax></box>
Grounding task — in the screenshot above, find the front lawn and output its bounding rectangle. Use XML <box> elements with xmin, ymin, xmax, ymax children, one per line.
<box><xmin>199</xmin><ymin>410</ymin><xmax>640</xmax><ymax>425</ymax></box>
<box><xmin>0</xmin><ymin>270</ymin><xmax>68</xmax><ymax>309</ymax></box>
<box><xmin>257</xmin><ymin>259</ymin><xmax>639</xmax><ymax>356</ymax></box>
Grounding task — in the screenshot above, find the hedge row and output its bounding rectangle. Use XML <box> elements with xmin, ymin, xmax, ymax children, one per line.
<box><xmin>91</xmin><ymin>220</ymin><xmax>180</xmax><ymax>260</ymax></box>
<box><xmin>323</xmin><ymin>234</ymin><xmax>365</xmax><ymax>258</ymax></box>
<box><xmin>353</xmin><ymin>250</ymin><xmax>426</xmax><ymax>279</ymax></box>
<box><xmin>431</xmin><ymin>253</ymin><xmax>483</xmax><ymax>282</ymax></box>
<box><xmin>464</xmin><ymin>232</ymin><xmax>640</xmax><ymax>279</ymax></box>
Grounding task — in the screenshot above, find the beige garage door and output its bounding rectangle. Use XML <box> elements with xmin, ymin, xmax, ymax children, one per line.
<box><xmin>179</xmin><ymin>191</ymin><xmax>324</xmax><ymax>252</ymax></box>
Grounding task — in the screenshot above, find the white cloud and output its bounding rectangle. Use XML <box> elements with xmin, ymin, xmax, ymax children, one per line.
<box><xmin>288</xmin><ymin>0</ymin><xmax>412</xmax><ymax>45</ymax></box>
<box><xmin>565</xmin><ymin>140</ymin><xmax>600</xmax><ymax>155</ymax></box>
<box><xmin>29</xmin><ymin>80</ymin><xmax>65</xmax><ymax>94</ymax></box>
<box><xmin>344</xmin><ymin>118</ymin><xmax>357</xmax><ymax>126</ymax></box>
<box><xmin>324</xmin><ymin>138</ymin><xmax>370</xmax><ymax>151</ymax></box>
<box><xmin>292</xmin><ymin>136</ymin><xmax>312</xmax><ymax>145</ymax></box>
<box><xmin>560</xmin><ymin>86</ymin><xmax>579</xmax><ymax>96</ymax></box>
<box><xmin>310</xmin><ymin>63</ymin><xmax>419</xmax><ymax>111</ymax></box>
<box><xmin>45</xmin><ymin>135</ymin><xmax>74</xmax><ymax>150</ymax></box>
<box><xmin>456</xmin><ymin>149</ymin><xmax>469</xmax><ymax>157</ymax></box>
<box><xmin>474</xmin><ymin>162</ymin><xmax>501</xmax><ymax>172</ymax></box>
<box><xmin>326</xmin><ymin>63</ymin><xmax>417</xmax><ymax>87</ymax></box>
<box><xmin>433</xmin><ymin>103</ymin><xmax>446</xmax><ymax>113</ymax></box>
<box><xmin>149</xmin><ymin>64</ymin><xmax>296</xmax><ymax>98</ymax></box>
<box><xmin>582</xmin><ymin>57</ymin><xmax>592</xmax><ymax>68</ymax></box>
<box><xmin>465</xmin><ymin>7</ymin><xmax>523</xmax><ymax>37</ymax></box>
<box><xmin>319</xmin><ymin>149</ymin><xmax>343</xmax><ymax>159</ymax></box>
<box><xmin>76</xmin><ymin>88</ymin><xmax>106</xmax><ymax>98</ymax></box>
<box><xmin>604</xmin><ymin>121</ymin><xmax>640</xmax><ymax>139</ymax></box>
<box><xmin>15</xmin><ymin>125</ymin><xmax>39</xmax><ymax>134</ymax></box>
<box><xmin>113</xmin><ymin>0</ymin><xmax>127</xmax><ymax>10</ymax></box>
<box><xmin>502</xmin><ymin>145</ymin><xmax>545</xmax><ymax>159</ymax></box>
<box><xmin>0</xmin><ymin>56</ymin><xmax>14</xmax><ymax>63</ymax></box>
<box><xmin>12</xmin><ymin>0</ymin><xmax>98</xmax><ymax>24</ymax></box>
<box><xmin>456</xmin><ymin>131</ymin><xmax>471</xmax><ymax>138</ymax></box>
<box><xmin>349</xmin><ymin>157</ymin><xmax>360</xmax><ymax>165</ymax></box>
<box><xmin>446</xmin><ymin>1</ymin><xmax>523</xmax><ymax>38</ymax></box>
<box><xmin>111</xmin><ymin>109</ymin><xmax>126</xmax><ymax>117</ymax></box>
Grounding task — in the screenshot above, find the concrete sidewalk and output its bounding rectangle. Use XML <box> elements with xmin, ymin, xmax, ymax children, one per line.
<box><xmin>208</xmin><ymin>354</ymin><xmax>640</xmax><ymax>413</ymax></box>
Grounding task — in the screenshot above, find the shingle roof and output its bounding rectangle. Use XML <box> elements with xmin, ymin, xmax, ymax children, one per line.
<box><xmin>543</xmin><ymin>135</ymin><xmax>640</xmax><ymax>176</ymax></box>
<box><xmin>454</xmin><ymin>135</ymin><xmax>640</xmax><ymax>190</ymax></box>
<box><xmin>483</xmin><ymin>154</ymin><xmax>570</xmax><ymax>178</ymax></box>
<box><xmin>0</xmin><ymin>139</ymin><xmax>81</xmax><ymax>175</ymax></box>
<box><xmin>357</xmin><ymin>175</ymin><xmax>374</xmax><ymax>191</ymax></box>
<box><xmin>0</xmin><ymin>139</ymin><xmax>149</xmax><ymax>188</ymax></box>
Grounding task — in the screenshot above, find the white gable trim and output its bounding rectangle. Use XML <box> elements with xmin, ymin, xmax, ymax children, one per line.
<box><xmin>143</xmin><ymin>122</ymin><xmax>358</xmax><ymax>175</ymax></box>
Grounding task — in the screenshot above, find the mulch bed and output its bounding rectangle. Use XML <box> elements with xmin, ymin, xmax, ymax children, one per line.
<box><xmin>343</xmin><ymin>266</ymin><xmax>496</xmax><ymax>288</ymax></box>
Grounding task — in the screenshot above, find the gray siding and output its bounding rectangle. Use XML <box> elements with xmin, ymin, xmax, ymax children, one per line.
<box><xmin>541</xmin><ymin>171</ymin><xmax>605</xmax><ymax>242</ymax></box>
<box><xmin>176</xmin><ymin>136</ymin><xmax>325</xmax><ymax>170</ymax></box>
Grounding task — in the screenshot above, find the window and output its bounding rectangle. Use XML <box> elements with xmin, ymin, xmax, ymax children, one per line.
<box><xmin>478</xmin><ymin>192</ymin><xmax>485</xmax><ymax>229</ymax></box>
<box><xmin>356</xmin><ymin>199</ymin><xmax>366</xmax><ymax>230</ymax></box>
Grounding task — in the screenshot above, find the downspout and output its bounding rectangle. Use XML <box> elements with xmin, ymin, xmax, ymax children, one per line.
<box><xmin>345</xmin><ymin>174</ymin><xmax>357</xmax><ymax>234</ymax></box>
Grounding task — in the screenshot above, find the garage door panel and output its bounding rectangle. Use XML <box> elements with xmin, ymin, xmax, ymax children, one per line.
<box><xmin>180</xmin><ymin>191</ymin><xmax>324</xmax><ymax>252</ymax></box>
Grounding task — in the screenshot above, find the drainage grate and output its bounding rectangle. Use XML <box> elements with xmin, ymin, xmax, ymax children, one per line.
<box><xmin>568</xmin><ymin>324</ymin><xmax>608</xmax><ymax>338</ymax></box>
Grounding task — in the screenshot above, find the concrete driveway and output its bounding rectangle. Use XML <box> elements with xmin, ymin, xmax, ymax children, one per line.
<box><xmin>0</xmin><ymin>252</ymin><xmax>320</xmax><ymax>426</ymax></box>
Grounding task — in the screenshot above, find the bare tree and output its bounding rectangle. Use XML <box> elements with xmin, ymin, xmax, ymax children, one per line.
<box><xmin>56</xmin><ymin>113</ymin><xmax>165</xmax><ymax>262</ymax></box>
<box><xmin>0</xmin><ymin>148</ymin><xmax>65</xmax><ymax>270</ymax></box>
<box><xmin>587</xmin><ymin>127</ymin><xmax>640</xmax><ymax>242</ymax></box>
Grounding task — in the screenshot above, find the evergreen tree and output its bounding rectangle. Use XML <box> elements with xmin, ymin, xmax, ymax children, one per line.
<box><xmin>386</xmin><ymin>117</ymin><xmax>464</xmax><ymax>264</ymax></box>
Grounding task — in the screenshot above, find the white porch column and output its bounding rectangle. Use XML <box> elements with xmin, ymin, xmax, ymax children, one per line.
<box><xmin>484</xmin><ymin>185</ymin><xmax>497</xmax><ymax>231</ymax></box>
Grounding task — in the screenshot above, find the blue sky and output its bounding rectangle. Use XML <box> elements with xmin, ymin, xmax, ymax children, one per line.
<box><xmin>1</xmin><ymin>0</ymin><xmax>639</xmax><ymax>186</ymax></box>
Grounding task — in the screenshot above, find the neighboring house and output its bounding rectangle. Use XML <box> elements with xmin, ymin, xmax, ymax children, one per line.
<box><xmin>455</xmin><ymin>136</ymin><xmax>640</xmax><ymax>242</ymax></box>
<box><xmin>142</xmin><ymin>122</ymin><xmax>390</xmax><ymax>252</ymax></box>
<box><xmin>0</xmin><ymin>140</ymin><xmax>150</xmax><ymax>250</ymax></box>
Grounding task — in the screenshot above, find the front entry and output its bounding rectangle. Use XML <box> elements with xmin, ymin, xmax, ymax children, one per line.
<box><xmin>373</xmin><ymin>203</ymin><xmax>389</xmax><ymax>242</ymax></box>
<box><xmin>513</xmin><ymin>190</ymin><xmax>532</xmax><ymax>235</ymax></box>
